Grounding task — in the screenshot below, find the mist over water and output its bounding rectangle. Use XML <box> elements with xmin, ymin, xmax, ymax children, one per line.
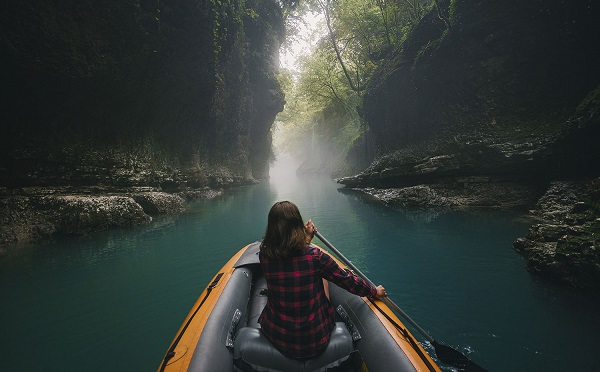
<box><xmin>0</xmin><ymin>156</ymin><xmax>598</xmax><ymax>371</ymax></box>
<box><xmin>269</xmin><ymin>153</ymin><xmax>301</xmax><ymax>192</ymax></box>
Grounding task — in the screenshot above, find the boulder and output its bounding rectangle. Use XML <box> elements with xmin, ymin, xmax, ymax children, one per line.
<box><xmin>513</xmin><ymin>178</ymin><xmax>600</xmax><ymax>292</ymax></box>
<box><xmin>0</xmin><ymin>194</ymin><xmax>152</xmax><ymax>246</ymax></box>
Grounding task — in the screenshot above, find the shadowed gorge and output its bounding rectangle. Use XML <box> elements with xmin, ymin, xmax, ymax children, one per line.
<box><xmin>1</xmin><ymin>1</ymin><xmax>600</xmax><ymax>370</ymax></box>
<box><xmin>1</xmin><ymin>1</ymin><xmax>599</xmax><ymax>291</ymax></box>
<box><xmin>1</xmin><ymin>0</ymin><xmax>287</xmax><ymax>245</ymax></box>
<box><xmin>1</xmin><ymin>0</ymin><xmax>285</xmax><ymax>189</ymax></box>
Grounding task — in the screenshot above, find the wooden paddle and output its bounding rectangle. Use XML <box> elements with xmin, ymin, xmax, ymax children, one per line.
<box><xmin>315</xmin><ymin>231</ymin><xmax>487</xmax><ymax>372</ymax></box>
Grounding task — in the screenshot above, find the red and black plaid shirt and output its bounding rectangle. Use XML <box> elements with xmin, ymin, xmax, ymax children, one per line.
<box><xmin>258</xmin><ymin>245</ymin><xmax>376</xmax><ymax>359</ymax></box>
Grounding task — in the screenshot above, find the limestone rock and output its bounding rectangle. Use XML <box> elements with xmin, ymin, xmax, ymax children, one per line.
<box><xmin>513</xmin><ymin>178</ymin><xmax>600</xmax><ymax>292</ymax></box>
<box><xmin>0</xmin><ymin>195</ymin><xmax>152</xmax><ymax>245</ymax></box>
<box><xmin>132</xmin><ymin>192</ymin><xmax>185</xmax><ymax>215</ymax></box>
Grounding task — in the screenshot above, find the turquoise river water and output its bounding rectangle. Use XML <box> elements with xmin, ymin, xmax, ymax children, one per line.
<box><xmin>1</xmin><ymin>160</ymin><xmax>598</xmax><ymax>371</ymax></box>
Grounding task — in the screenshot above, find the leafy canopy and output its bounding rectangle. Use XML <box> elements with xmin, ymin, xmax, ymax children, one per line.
<box><xmin>275</xmin><ymin>0</ymin><xmax>432</xmax><ymax>171</ymax></box>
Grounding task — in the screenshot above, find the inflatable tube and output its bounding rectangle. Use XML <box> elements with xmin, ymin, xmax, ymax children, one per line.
<box><xmin>159</xmin><ymin>242</ymin><xmax>440</xmax><ymax>372</ymax></box>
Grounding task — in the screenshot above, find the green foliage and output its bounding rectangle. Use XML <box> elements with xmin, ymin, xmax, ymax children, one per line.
<box><xmin>210</xmin><ymin>0</ymin><xmax>246</xmax><ymax>69</ymax></box>
<box><xmin>275</xmin><ymin>0</ymin><xmax>432</xmax><ymax>172</ymax></box>
<box><xmin>245</xmin><ymin>8</ymin><xmax>259</xmax><ymax>19</ymax></box>
<box><xmin>575</xmin><ymin>84</ymin><xmax>600</xmax><ymax>117</ymax></box>
<box><xmin>275</xmin><ymin>43</ymin><xmax>363</xmax><ymax>167</ymax></box>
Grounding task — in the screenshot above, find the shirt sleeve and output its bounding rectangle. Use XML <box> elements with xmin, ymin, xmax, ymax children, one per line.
<box><xmin>314</xmin><ymin>248</ymin><xmax>377</xmax><ymax>297</ymax></box>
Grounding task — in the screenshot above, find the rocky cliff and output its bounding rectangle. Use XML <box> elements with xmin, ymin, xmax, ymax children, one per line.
<box><xmin>340</xmin><ymin>0</ymin><xmax>600</xmax><ymax>291</ymax></box>
<box><xmin>0</xmin><ymin>0</ymin><xmax>286</xmax><ymax>246</ymax></box>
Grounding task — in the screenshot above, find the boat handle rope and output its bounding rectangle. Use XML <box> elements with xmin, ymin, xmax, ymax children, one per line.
<box><xmin>336</xmin><ymin>305</ymin><xmax>361</xmax><ymax>341</ymax></box>
<box><xmin>159</xmin><ymin>272</ymin><xmax>224</xmax><ymax>372</ymax></box>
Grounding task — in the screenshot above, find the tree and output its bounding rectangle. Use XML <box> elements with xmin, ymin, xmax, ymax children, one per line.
<box><xmin>274</xmin><ymin>0</ymin><xmax>433</xmax><ymax>173</ymax></box>
<box><xmin>317</xmin><ymin>0</ymin><xmax>363</xmax><ymax>92</ymax></box>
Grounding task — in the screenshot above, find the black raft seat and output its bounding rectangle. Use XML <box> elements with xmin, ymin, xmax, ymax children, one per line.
<box><xmin>233</xmin><ymin>322</ymin><xmax>355</xmax><ymax>372</ymax></box>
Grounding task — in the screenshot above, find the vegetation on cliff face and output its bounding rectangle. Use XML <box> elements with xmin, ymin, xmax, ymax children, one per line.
<box><xmin>276</xmin><ymin>0</ymin><xmax>599</xmax><ymax>291</ymax></box>
<box><xmin>361</xmin><ymin>0</ymin><xmax>600</xmax><ymax>156</ymax></box>
<box><xmin>0</xmin><ymin>0</ymin><xmax>287</xmax><ymax>191</ymax></box>
<box><xmin>0</xmin><ymin>0</ymin><xmax>290</xmax><ymax>245</ymax></box>
<box><xmin>333</xmin><ymin>0</ymin><xmax>600</xmax><ymax>291</ymax></box>
<box><xmin>277</xmin><ymin>0</ymin><xmax>598</xmax><ymax>179</ymax></box>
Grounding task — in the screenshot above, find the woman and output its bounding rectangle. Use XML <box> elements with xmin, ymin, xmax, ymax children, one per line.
<box><xmin>258</xmin><ymin>201</ymin><xmax>386</xmax><ymax>359</ymax></box>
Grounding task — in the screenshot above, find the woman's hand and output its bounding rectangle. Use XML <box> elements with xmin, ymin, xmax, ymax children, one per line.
<box><xmin>374</xmin><ymin>285</ymin><xmax>387</xmax><ymax>299</ymax></box>
<box><xmin>305</xmin><ymin>219</ymin><xmax>317</xmax><ymax>244</ymax></box>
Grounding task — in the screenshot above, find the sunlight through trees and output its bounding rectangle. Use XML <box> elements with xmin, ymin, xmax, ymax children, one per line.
<box><xmin>274</xmin><ymin>0</ymin><xmax>433</xmax><ymax>175</ymax></box>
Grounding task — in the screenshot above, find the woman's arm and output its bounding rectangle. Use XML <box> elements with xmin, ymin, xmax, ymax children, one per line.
<box><xmin>316</xmin><ymin>249</ymin><xmax>385</xmax><ymax>298</ymax></box>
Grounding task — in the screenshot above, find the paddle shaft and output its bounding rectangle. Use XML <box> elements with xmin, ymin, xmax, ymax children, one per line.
<box><xmin>315</xmin><ymin>231</ymin><xmax>488</xmax><ymax>371</ymax></box>
<box><xmin>314</xmin><ymin>231</ymin><xmax>435</xmax><ymax>343</ymax></box>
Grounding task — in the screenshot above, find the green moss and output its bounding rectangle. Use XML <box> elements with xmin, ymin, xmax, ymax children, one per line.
<box><xmin>211</xmin><ymin>0</ymin><xmax>244</xmax><ymax>69</ymax></box>
<box><xmin>575</xmin><ymin>84</ymin><xmax>600</xmax><ymax>118</ymax></box>
<box><xmin>412</xmin><ymin>37</ymin><xmax>443</xmax><ymax>69</ymax></box>
<box><xmin>448</xmin><ymin>0</ymin><xmax>458</xmax><ymax>22</ymax></box>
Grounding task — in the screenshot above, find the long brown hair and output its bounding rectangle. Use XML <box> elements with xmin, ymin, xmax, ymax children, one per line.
<box><xmin>260</xmin><ymin>201</ymin><xmax>307</xmax><ymax>259</ymax></box>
